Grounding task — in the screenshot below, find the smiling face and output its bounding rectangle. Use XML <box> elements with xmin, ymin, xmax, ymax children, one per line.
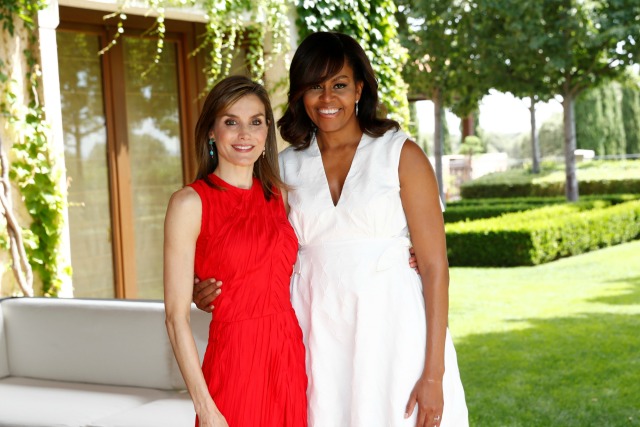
<box><xmin>210</xmin><ymin>94</ymin><xmax>268</xmax><ymax>171</ymax></box>
<box><xmin>302</xmin><ymin>62</ymin><xmax>363</xmax><ymax>136</ymax></box>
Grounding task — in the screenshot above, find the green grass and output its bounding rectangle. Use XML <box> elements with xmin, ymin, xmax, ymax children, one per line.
<box><xmin>449</xmin><ymin>240</ymin><xmax>640</xmax><ymax>426</ymax></box>
<box><xmin>469</xmin><ymin>159</ymin><xmax>640</xmax><ymax>186</ymax></box>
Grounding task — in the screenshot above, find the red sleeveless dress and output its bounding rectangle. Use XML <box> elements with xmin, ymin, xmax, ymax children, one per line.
<box><xmin>189</xmin><ymin>174</ymin><xmax>307</xmax><ymax>427</ymax></box>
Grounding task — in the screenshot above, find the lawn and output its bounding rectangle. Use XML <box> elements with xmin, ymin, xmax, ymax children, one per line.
<box><xmin>468</xmin><ymin>159</ymin><xmax>640</xmax><ymax>186</ymax></box>
<box><xmin>449</xmin><ymin>240</ymin><xmax>640</xmax><ymax>426</ymax></box>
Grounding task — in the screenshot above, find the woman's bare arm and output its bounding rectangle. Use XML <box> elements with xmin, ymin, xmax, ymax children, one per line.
<box><xmin>399</xmin><ymin>140</ymin><xmax>448</xmax><ymax>427</ymax></box>
<box><xmin>164</xmin><ymin>187</ymin><xmax>227</xmax><ymax>426</ymax></box>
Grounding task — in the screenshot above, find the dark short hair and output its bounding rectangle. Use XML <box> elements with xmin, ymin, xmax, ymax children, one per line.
<box><xmin>278</xmin><ymin>31</ymin><xmax>399</xmax><ymax>149</ymax></box>
<box><xmin>194</xmin><ymin>75</ymin><xmax>285</xmax><ymax>199</ymax></box>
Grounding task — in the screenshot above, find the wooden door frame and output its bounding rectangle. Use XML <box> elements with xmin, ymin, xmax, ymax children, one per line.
<box><xmin>58</xmin><ymin>6</ymin><xmax>205</xmax><ymax>298</ymax></box>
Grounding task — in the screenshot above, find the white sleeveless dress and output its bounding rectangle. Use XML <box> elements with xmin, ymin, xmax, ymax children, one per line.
<box><xmin>279</xmin><ymin>129</ymin><xmax>468</xmax><ymax>427</ymax></box>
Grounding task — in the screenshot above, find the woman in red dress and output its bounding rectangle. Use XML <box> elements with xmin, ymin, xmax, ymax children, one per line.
<box><xmin>164</xmin><ymin>76</ymin><xmax>307</xmax><ymax>427</ymax></box>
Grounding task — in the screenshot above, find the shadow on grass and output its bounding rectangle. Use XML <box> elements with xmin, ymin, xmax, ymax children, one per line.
<box><xmin>587</xmin><ymin>276</ymin><xmax>640</xmax><ymax>306</ymax></box>
<box><xmin>456</xmin><ymin>313</ymin><xmax>640</xmax><ymax>427</ymax></box>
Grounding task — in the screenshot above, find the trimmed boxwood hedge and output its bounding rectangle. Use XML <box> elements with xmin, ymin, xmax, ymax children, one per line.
<box><xmin>445</xmin><ymin>200</ymin><xmax>640</xmax><ymax>266</ymax></box>
<box><xmin>459</xmin><ymin>178</ymin><xmax>640</xmax><ymax>199</ymax></box>
<box><xmin>444</xmin><ymin>194</ymin><xmax>639</xmax><ymax>223</ymax></box>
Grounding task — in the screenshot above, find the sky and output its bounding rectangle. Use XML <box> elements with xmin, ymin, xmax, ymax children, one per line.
<box><xmin>416</xmin><ymin>89</ymin><xmax>564</xmax><ymax>137</ymax></box>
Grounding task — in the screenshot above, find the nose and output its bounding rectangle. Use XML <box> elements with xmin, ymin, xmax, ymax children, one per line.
<box><xmin>320</xmin><ymin>87</ymin><xmax>333</xmax><ymax>102</ymax></box>
<box><xmin>238</xmin><ymin>123</ymin><xmax>253</xmax><ymax>140</ymax></box>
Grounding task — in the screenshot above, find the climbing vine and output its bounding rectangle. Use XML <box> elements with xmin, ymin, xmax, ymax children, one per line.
<box><xmin>296</xmin><ymin>0</ymin><xmax>410</xmax><ymax>126</ymax></box>
<box><xmin>1</xmin><ymin>0</ymin><xmax>67</xmax><ymax>296</ymax></box>
<box><xmin>101</xmin><ymin>0</ymin><xmax>291</xmax><ymax>86</ymax></box>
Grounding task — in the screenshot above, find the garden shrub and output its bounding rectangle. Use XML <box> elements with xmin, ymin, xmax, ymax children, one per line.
<box><xmin>460</xmin><ymin>178</ymin><xmax>640</xmax><ymax>198</ymax></box>
<box><xmin>459</xmin><ymin>160</ymin><xmax>640</xmax><ymax>199</ymax></box>
<box><xmin>444</xmin><ymin>194</ymin><xmax>639</xmax><ymax>223</ymax></box>
<box><xmin>446</xmin><ymin>200</ymin><xmax>640</xmax><ymax>266</ymax></box>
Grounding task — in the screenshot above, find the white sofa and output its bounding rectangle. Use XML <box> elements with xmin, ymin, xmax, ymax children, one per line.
<box><xmin>0</xmin><ymin>297</ymin><xmax>210</xmax><ymax>427</ymax></box>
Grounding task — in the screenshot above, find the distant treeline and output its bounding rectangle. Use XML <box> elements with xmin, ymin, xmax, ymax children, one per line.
<box><xmin>576</xmin><ymin>81</ymin><xmax>640</xmax><ymax>156</ymax></box>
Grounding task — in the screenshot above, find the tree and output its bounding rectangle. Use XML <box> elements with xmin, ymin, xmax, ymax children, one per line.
<box><xmin>396</xmin><ymin>0</ymin><xmax>485</xmax><ymax>204</ymax></box>
<box><xmin>519</xmin><ymin>113</ymin><xmax>564</xmax><ymax>160</ymax></box>
<box><xmin>535</xmin><ymin>0</ymin><xmax>640</xmax><ymax>200</ymax></box>
<box><xmin>621</xmin><ymin>81</ymin><xmax>640</xmax><ymax>155</ymax></box>
<box><xmin>537</xmin><ymin>113</ymin><xmax>564</xmax><ymax>158</ymax></box>
<box><xmin>575</xmin><ymin>86</ymin><xmax>606</xmax><ymax>154</ymax></box>
<box><xmin>471</xmin><ymin>2</ymin><xmax>559</xmax><ymax>174</ymax></box>
<box><xmin>459</xmin><ymin>134</ymin><xmax>484</xmax><ymax>178</ymax></box>
<box><xmin>472</xmin><ymin>0</ymin><xmax>640</xmax><ymax>199</ymax></box>
<box><xmin>576</xmin><ymin>81</ymin><xmax>632</xmax><ymax>156</ymax></box>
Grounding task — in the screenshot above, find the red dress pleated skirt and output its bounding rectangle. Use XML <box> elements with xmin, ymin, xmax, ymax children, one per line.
<box><xmin>190</xmin><ymin>174</ymin><xmax>307</xmax><ymax>427</ymax></box>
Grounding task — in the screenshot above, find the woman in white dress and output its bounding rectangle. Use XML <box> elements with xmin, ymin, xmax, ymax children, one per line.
<box><xmin>277</xmin><ymin>32</ymin><xmax>467</xmax><ymax>427</ymax></box>
<box><xmin>195</xmin><ymin>31</ymin><xmax>468</xmax><ymax>427</ymax></box>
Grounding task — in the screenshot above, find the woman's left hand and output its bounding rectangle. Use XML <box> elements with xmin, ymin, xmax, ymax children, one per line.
<box><xmin>404</xmin><ymin>376</ymin><xmax>444</xmax><ymax>427</ymax></box>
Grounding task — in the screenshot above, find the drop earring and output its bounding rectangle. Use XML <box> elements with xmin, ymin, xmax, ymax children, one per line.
<box><xmin>262</xmin><ymin>148</ymin><xmax>266</xmax><ymax>158</ymax></box>
<box><xmin>208</xmin><ymin>137</ymin><xmax>215</xmax><ymax>159</ymax></box>
<box><xmin>355</xmin><ymin>100</ymin><xmax>359</xmax><ymax>116</ymax></box>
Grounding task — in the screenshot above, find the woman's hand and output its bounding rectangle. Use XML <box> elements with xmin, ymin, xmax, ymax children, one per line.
<box><xmin>197</xmin><ymin>409</ymin><xmax>229</xmax><ymax>427</ymax></box>
<box><xmin>409</xmin><ymin>246</ymin><xmax>420</xmax><ymax>273</ymax></box>
<box><xmin>192</xmin><ymin>277</ymin><xmax>223</xmax><ymax>313</ymax></box>
<box><xmin>404</xmin><ymin>376</ymin><xmax>444</xmax><ymax>427</ymax></box>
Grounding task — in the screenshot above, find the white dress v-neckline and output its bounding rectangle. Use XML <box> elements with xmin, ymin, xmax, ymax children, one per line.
<box><xmin>312</xmin><ymin>133</ymin><xmax>369</xmax><ymax>208</ymax></box>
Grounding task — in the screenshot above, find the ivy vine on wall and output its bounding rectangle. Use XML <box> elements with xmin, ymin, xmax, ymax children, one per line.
<box><xmin>296</xmin><ymin>0</ymin><xmax>410</xmax><ymax>127</ymax></box>
<box><xmin>1</xmin><ymin>0</ymin><xmax>67</xmax><ymax>296</ymax></box>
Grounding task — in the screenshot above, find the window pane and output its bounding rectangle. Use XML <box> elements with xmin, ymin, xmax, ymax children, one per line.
<box><xmin>123</xmin><ymin>37</ymin><xmax>183</xmax><ymax>299</ymax></box>
<box><xmin>58</xmin><ymin>31</ymin><xmax>115</xmax><ymax>298</ymax></box>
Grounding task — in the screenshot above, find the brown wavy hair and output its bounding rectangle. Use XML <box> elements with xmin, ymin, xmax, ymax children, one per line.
<box><xmin>194</xmin><ymin>75</ymin><xmax>286</xmax><ymax>200</ymax></box>
<box><xmin>277</xmin><ymin>31</ymin><xmax>399</xmax><ymax>149</ymax></box>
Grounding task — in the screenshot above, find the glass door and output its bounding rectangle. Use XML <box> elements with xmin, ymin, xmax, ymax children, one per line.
<box><xmin>123</xmin><ymin>37</ymin><xmax>184</xmax><ymax>299</ymax></box>
<box><xmin>58</xmin><ymin>31</ymin><xmax>115</xmax><ymax>298</ymax></box>
<box><xmin>57</xmin><ymin>26</ymin><xmax>187</xmax><ymax>299</ymax></box>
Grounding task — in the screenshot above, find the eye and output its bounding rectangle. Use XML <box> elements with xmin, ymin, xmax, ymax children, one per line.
<box><xmin>309</xmin><ymin>84</ymin><xmax>322</xmax><ymax>91</ymax></box>
<box><xmin>224</xmin><ymin>119</ymin><xmax>237</xmax><ymax>126</ymax></box>
<box><xmin>334</xmin><ymin>83</ymin><xmax>347</xmax><ymax>89</ymax></box>
<box><xmin>251</xmin><ymin>119</ymin><xmax>263</xmax><ymax>126</ymax></box>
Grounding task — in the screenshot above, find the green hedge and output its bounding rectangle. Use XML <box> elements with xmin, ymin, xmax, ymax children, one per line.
<box><xmin>446</xmin><ymin>200</ymin><xmax>640</xmax><ymax>266</ymax></box>
<box><xmin>444</xmin><ymin>194</ymin><xmax>639</xmax><ymax>223</ymax></box>
<box><xmin>459</xmin><ymin>178</ymin><xmax>640</xmax><ymax>199</ymax></box>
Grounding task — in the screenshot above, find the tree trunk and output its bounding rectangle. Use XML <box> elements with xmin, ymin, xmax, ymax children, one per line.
<box><xmin>461</xmin><ymin>113</ymin><xmax>475</xmax><ymax>141</ymax></box>
<box><xmin>0</xmin><ymin>137</ymin><xmax>34</xmax><ymax>296</ymax></box>
<box><xmin>530</xmin><ymin>97</ymin><xmax>541</xmax><ymax>174</ymax></box>
<box><xmin>563</xmin><ymin>88</ymin><xmax>579</xmax><ymax>201</ymax></box>
<box><xmin>433</xmin><ymin>88</ymin><xmax>446</xmax><ymax>207</ymax></box>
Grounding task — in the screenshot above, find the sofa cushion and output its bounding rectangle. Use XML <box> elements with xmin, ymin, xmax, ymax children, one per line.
<box><xmin>0</xmin><ymin>376</ymin><xmax>173</xmax><ymax>427</ymax></box>
<box><xmin>2</xmin><ymin>297</ymin><xmax>210</xmax><ymax>390</ymax></box>
<box><xmin>0</xmin><ymin>299</ymin><xmax>8</xmax><ymax>378</ymax></box>
<box><xmin>88</xmin><ymin>395</ymin><xmax>195</xmax><ymax>427</ymax></box>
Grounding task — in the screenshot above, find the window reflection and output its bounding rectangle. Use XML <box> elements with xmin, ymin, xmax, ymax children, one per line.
<box><xmin>58</xmin><ymin>31</ymin><xmax>115</xmax><ymax>297</ymax></box>
<box><xmin>123</xmin><ymin>37</ymin><xmax>183</xmax><ymax>299</ymax></box>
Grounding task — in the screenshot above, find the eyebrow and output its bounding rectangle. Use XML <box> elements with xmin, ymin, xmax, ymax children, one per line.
<box><xmin>222</xmin><ymin>113</ymin><xmax>266</xmax><ymax>118</ymax></box>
